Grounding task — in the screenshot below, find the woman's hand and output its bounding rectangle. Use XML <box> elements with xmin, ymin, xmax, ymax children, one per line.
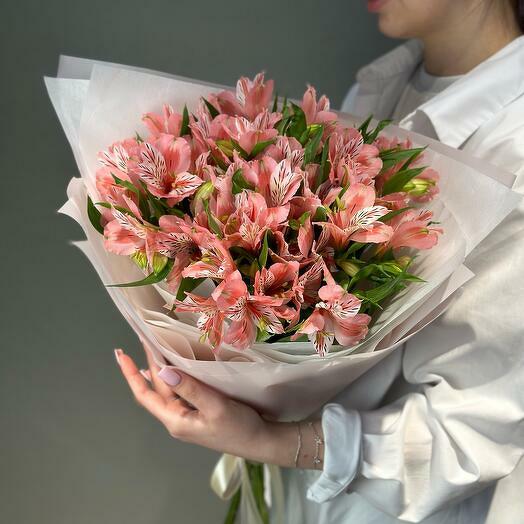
<box><xmin>114</xmin><ymin>342</ymin><xmax>322</xmax><ymax>468</ymax></box>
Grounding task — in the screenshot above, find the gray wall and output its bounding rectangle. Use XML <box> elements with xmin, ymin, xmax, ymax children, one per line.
<box><xmin>0</xmin><ymin>1</ymin><xmax>395</xmax><ymax>522</ymax></box>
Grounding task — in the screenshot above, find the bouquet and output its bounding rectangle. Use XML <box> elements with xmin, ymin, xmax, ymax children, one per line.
<box><xmin>46</xmin><ymin>57</ymin><xmax>520</xmax><ymax>523</ymax></box>
<box><xmin>91</xmin><ymin>72</ymin><xmax>442</xmax><ymax>356</ymax></box>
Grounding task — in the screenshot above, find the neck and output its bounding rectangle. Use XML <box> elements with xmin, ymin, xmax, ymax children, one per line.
<box><xmin>421</xmin><ymin>7</ymin><xmax>522</xmax><ymax>76</ymax></box>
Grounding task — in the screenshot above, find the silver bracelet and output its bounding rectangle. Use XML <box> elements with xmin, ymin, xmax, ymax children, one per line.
<box><xmin>308</xmin><ymin>421</ymin><xmax>324</xmax><ymax>469</ymax></box>
<box><xmin>294</xmin><ymin>421</ymin><xmax>302</xmax><ymax>468</ymax></box>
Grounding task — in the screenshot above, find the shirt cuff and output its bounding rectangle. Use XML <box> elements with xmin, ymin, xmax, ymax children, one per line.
<box><xmin>306</xmin><ymin>403</ymin><xmax>363</xmax><ymax>503</ymax></box>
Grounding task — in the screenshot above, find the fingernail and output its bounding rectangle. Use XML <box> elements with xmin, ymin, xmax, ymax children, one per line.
<box><xmin>158</xmin><ymin>366</ymin><xmax>181</xmax><ymax>386</ymax></box>
<box><xmin>114</xmin><ymin>348</ymin><xmax>124</xmax><ymax>365</ymax></box>
<box><xmin>140</xmin><ymin>369</ymin><xmax>151</xmax><ymax>382</ymax></box>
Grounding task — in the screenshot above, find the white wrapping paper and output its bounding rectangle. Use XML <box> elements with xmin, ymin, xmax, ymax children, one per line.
<box><xmin>46</xmin><ymin>57</ymin><xmax>521</xmax><ymax>421</ymax></box>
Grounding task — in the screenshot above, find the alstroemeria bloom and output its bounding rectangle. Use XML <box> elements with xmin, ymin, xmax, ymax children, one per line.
<box><xmin>293</xmin><ymin>268</ymin><xmax>370</xmax><ymax>356</ymax></box>
<box><xmin>212</xmin><ymin>271</ymin><xmax>285</xmax><ymax>350</ymax></box>
<box><xmin>174</xmin><ymin>293</ymin><xmax>225</xmax><ymax>348</ymax></box>
<box><xmin>103</xmin><ymin>207</ymin><xmax>151</xmax><ymax>260</ymax></box>
<box><xmin>254</xmin><ymin>261</ymin><xmax>300</xmax><ymax>323</ymax></box>
<box><xmin>224</xmin><ymin>191</ymin><xmax>289</xmax><ymax>253</ymax></box>
<box><xmin>222</xmin><ymin>110</ymin><xmax>279</xmax><ymax>155</ymax></box>
<box><xmin>142</xmin><ymin>104</ymin><xmax>183</xmax><ymax>137</ymax></box>
<box><xmin>154</xmin><ymin>215</ymin><xmax>200</xmax><ymax>291</ymax></box>
<box><xmin>301</xmin><ymin>85</ymin><xmax>337</xmax><ymax>125</ymax></box>
<box><xmin>381</xmin><ymin>209</ymin><xmax>443</xmax><ymax>252</ymax></box>
<box><xmin>136</xmin><ymin>137</ymin><xmax>203</xmax><ymax>204</ymax></box>
<box><xmin>320</xmin><ymin>183</ymin><xmax>393</xmax><ymax>251</ymax></box>
<box><xmin>182</xmin><ymin>234</ymin><xmax>236</xmax><ymax>280</ymax></box>
<box><xmin>216</xmin><ymin>73</ymin><xmax>275</xmax><ymax>120</ymax></box>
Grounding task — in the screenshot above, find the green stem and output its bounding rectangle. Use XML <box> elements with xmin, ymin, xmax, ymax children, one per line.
<box><xmin>223</xmin><ymin>488</ymin><xmax>241</xmax><ymax>524</ymax></box>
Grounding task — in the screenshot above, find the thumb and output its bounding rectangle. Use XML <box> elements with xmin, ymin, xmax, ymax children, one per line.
<box><xmin>157</xmin><ymin>366</ymin><xmax>224</xmax><ymax>413</ymax></box>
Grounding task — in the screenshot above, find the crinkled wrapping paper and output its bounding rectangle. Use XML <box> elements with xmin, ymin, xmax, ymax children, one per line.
<box><xmin>46</xmin><ymin>56</ymin><xmax>521</xmax><ymax>421</ymax></box>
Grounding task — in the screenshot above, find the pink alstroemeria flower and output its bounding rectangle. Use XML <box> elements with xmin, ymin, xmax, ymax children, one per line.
<box><xmin>216</xmin><ymin>73</ymin><xmax>275</xmax><ymax>120</ymax></box>
<box><xmin>301</xmin><ymin>85</ymin><xmax>338</xmax><ymax>126</ymax></box>
<box><xmin>293</xmin><ymin>266</ymin><xmax>370</xmax><ymax>356</ymax></box>
<box><xmin>264</xmin><ymin>136</ymin><xmax>304</xmax><ymax>169</ymax></box>
<box><xmin>154</xmin><ymin>215</ymin><xmax>201</xmax><ymax>291</ymax></box>
<box><xmin>212</xmin><ymin>271</ymin><xmax>285</xmax><ymax>350</ymax></box>
<box><xmin>222</xmin><ymin>110</ymin><xmax>280</xmax><ymax>155</ymax></box>
<box><xmin>224</xmin><ymin>191</ymin><xmax>289</xmax><ymax>253</ymax></box>
<box><xmin>380</xmin><ymin>209</ymin><xmax>443</xmax><ymax>253</ymax></box>
<box><xmin>136</xmin><ymin>136</ymin><xmax>203</xmax><ymax>205</ymax></box>
<box><xmin>254</xmin><ymin>261</ymin><xmax>300</xmax><ymax>323</ymax></box>
<box><xmin>174</xmin><ymin>293</ymin><xmax>225</xmax><ymax>348</ymax></box>
<box><xmin>182</xmin><ymin>235</ymin><xmax>236</xmax><ymax>281</ymax></box>
<box><xmin>103</xmin><ymin>206</ymin><xmax>150</xmax><ymax>259</ymax></box>
<box><xmin>142</xmin><ymin>104</ymin><xmax>183</xmax><ymax>137</ymax></box>
<box><xmin>320</xmin><ymin>183</ymin><xmax>393</xmax><ymax>251</ymax></box>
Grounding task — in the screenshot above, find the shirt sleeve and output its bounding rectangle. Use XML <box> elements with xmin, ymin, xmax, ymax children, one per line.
<box><xmin>306</xmin><ymin>138</ymin><xmax>524</xmax><ymax>521</ymax></box>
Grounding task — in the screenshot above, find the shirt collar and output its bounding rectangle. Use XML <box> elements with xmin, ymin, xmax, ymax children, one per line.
<box><xmin>355</xmin><ymin>36</ymin><xmax>524</xmax><ymax>148</ymax></box>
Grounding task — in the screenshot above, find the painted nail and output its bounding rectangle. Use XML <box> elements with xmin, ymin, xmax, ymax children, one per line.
<box><xmin>114</xmin><ymin>348</ymin><xmax>124</xmax><ymax>365</ymax></box>
<box><xmin>140</xmin><ymin>369</ymin><xmax>151</xmax><ymax>382</ymax></box>
<box><xmin>158</xmin><ymin>366</ymin><xmax>182</xmax><ymax>387</ymax></box>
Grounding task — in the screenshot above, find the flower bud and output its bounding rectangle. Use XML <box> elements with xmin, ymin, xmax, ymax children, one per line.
<box><xmin>152</xmin><ymin>253</ymin><xmax>168</xmax><ymax>274</ymax></box>
<box><xmin>131</xmin><ymin>250</ymin><xmax>148</xmax><ymax>270</ymax></box>
<box><xmin>395</xmin><ymin>256</ymin><xmax>412</xmax><ymax>269</ymax></box>
<box><xmin>337</xmin><ymin>259</ymin><xmax>360</xmax><ymax>277</ymax></box>
<box><xmin>194</xmin><ymin>181</ymin><xmax>214</xmax><ymax>202</ymax></box>
<box><xmin>403</xmin><ymin>177</ymin><xmax>435</xmax><ymax>197</ymax></box>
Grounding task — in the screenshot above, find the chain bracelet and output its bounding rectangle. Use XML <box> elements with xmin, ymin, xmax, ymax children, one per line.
<box><xmin>308</xmin><ymin>421</ymin><xmax>324</xmax><ymax>469</ymax></box>
<box><xmin>294</xmin><ymin>421</ymin><xmax>303</xmax><ymax>468</ymax></box>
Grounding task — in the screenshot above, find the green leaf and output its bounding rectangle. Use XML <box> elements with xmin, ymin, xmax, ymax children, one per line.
<box><xmin>87</xmin><ymin>196</ymin><xmax>104</xmax><ymax>234</ymax></box>
<box><xmin>287</xmin><ymin>103</ymin><xmax>307</xmax><ymax>142</ymax></box>
<box><xmin>358</xmin><ymin>115</ymin><xmax>392</xmax><ymax>144</ymax></box>
<box><xmin>229</xmin><ymin>139</ymin><xmax>249</xmax><ymax>160</ymax></box>
<box><xmin>232</xmin><ymin>168</ymin><xmax>254</xmax><ymax>194</ymax></box>
<box><xmin>202</xmin><ymin>97</ymin><xmax>219</xmax><ymax>118</ymax></box>
<box><xmin>288</xmin><ymin>211</ymin><xmax>311</xmax><ymax>230</ymax></box>
<box><xmin>111</xmin><ymin>174</ymin><xmax>139</xmax><ymax>195</ymax></box>
<box><xmin>378</xmin><ymin>206</ymin><xmax>413</xmax><ymax>223</ymax></box>
<box><xmin>271</xmin><ymin>91</ymin><xmax>279</xmax><ymax>113</ymax></box>
<box><xmin>381</xmin><ymin>166</ymin><xmax>426</xmax><ymax>195</ymax></box>
<box><xmin>358</xmin><ymin>115</ymin><xmax>373</xmax><ymax>136</ymax></box>
<box><xmin>341</xmin><ymin>241</ymin><xmax>365</xmax><ymax>258</ymax></box>
<box><xmin>180</xmin><ymin>104</ymin><xmax>190</xmax><ymax>136</ymax></box>
<box><xmin>317</xmin><ymin>136</ymin><xmax>331</xmax><ymax>188</ymax></box>
<box><xmin>366</xmin><ymin>119</ymin><xmax>392</xmax><ymax>144</ymax></box>
<box><xmin>313</xmin><ymin>205</ymin><xmax>328</xmax><ymax>222</ymax></box>
<box><xmin>250</xmin><ymin>139</ymin><xmax>276</xmax><ymax>158</ymax></box>
<box><xmin>258</xmin><ymin>230</ymin><xmax>270</xmax><ymax>268</ymax></box>
<box><xmin>281</xmin><ymin>95</ymin><xmax>288</xmax><ymax>113</ymax></box>
<box><xmin>379</xmin><ymin>146</ymin><xmax>426</xmax><ymax>171</ymax></box>
<box><xmin>107</xmin><ymin>259</ymin><xmax>174</xmax><ymax>288</ymax></box>
<box><xmin>302</xmin><ymin>124</ymin><xmax>324</xmax><ymax>167</ymax></box>
<box><xmin>175</xmin><ymin>276</ymin><xmax>205</xmax><ymax>301</ymax></box>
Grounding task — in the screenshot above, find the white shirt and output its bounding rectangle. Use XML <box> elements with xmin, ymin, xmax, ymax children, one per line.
<box><xmin>391</xmin><ymin>64</ymin><xmax>462</xmax><ymax>121</ymax></box>
<box><xmin>276</xmin><ymin>36</ymin><xmax>524</xmax><ymax>524</ymax></box>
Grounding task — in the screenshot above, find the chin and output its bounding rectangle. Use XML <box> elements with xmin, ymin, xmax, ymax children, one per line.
<box><xmin>377</xmin><ymin>14</ymin><xmax>418</xmax><ymax>39</ymax></box>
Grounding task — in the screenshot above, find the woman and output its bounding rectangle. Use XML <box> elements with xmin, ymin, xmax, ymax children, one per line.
<box><xmin>114</xmin><ymin>1</ymin><xmax>524</xmax><ymax>522</ymax></box>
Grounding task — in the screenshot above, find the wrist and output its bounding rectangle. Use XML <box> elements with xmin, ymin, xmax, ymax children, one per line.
<box><xmin>255</xmin><ymin>421</ymin><xmax>298</xmax><ymax>467</ymax></box>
